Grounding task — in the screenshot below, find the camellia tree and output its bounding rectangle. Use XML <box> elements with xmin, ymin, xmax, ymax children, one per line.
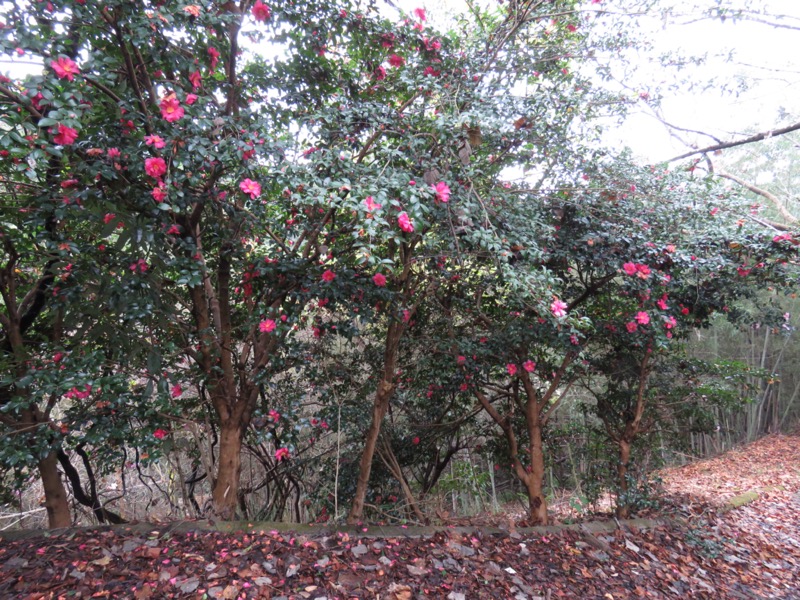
<box><xmin>422</xmin><ymin>152</ymin><xmax>798</xmax><ymax>525</ymax></box>
<box><xmin>3</xmin><ymin>0</ymin><xmax>598</xmax><ymax>522</ymax></box>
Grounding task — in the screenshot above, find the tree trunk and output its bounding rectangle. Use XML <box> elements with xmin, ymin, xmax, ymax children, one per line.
<box><xmin>527</xmin><ymin>422</ymin><xmax>548</xmax><ymax>525</ymax></box>
<box><xmin>38</xmin><ymin>450</ymin><xmax>71</xmax><ymax>528</ymax></box>
<box><xmin>347</xmin><ymin>382</ymin><xmax>392</xmax><ymax>524</ymax></box>
<box><xmin>212</xmin><ymin>421</ymin><xmax>244</xmax><ymax>520</ymax></box>
<box><xmin>616</xmin><ymin>439</ymin><xmax>631</xmax><ymax>519</ymax></box>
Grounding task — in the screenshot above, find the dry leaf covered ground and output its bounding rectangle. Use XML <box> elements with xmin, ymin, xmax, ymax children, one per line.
<box><xmin>1</xmin><ymin>432</ymin><xmax>798</xmax><ymax>599</ymax></box>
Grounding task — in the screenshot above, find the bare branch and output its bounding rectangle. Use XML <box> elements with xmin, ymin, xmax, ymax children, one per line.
<box><xmin>668</xmin><ymin>121</ymin><xmax>800</xmax><ymax>162</ymax></box>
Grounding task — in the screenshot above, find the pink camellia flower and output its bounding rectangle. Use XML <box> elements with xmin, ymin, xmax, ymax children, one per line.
<box><xmin>413</xmin><ymin>7</ymin><xmax>426</xmax><ymax>21</ymax></box>
<box><xmin>364</xmin><ymin>196</ymin><xmax>381</xmax><ymax>212</ymax></box>
<box><xmin>130</xmin><ymin>259</ymin><xmax>148</xmax><ymax>274</ymax></box>
<box><xmin>152</xmin><ymin>186</ymin><xmax>167</xmax><ymax>202</ymax></box>
<box><xmin>625</xmin><ymin>321</ymin><xmax>638</xmax><ymax>333</ymax></box>
<box><xmin>275</xmin><ymin>447</ymin><xmax>290</xmax><ymax>462</ymax></box>
<box><xmin>239</xmin><ymin>178</ymin><xmax>261</xmax><ymax>199</ymax></box>
<box><xmin>433</xmin><ymin>181</ymin><xmax>450</xmax><ymax>203</ymax></box>
<box><xmin>51</xmin><ymin>57</ymin><xmax>79</xmax><ymax>81</ymax></box>
<box><xmin>398</xmin><ymin>211</ymin><xmax>414</xmax><ymax>233</ymax></box>
<box><xmin>636</xmin><ymin>264</ymin><xmax>651</xmax><ymax>279</ymax></box>
<box><xmin>269</xmin><ymin>409</ymin><xmax>280</xmax><ymax>422</ymax></box>
<box><xmin>412</xmin><ymin>436</ymin><xmax>421</xmax><ymax>445</ymax></box>
<box><xmin>635</xmin><ymin>311</ymin><xmax>650</xmax><ymax>325</ymax></box>
<box><xmin>144</xmin><ymin>157</ymin><xmax>167</xmax><ymax>178</ymax></box>
<box><xmin>388</xmin><ymin>54</ymin><xmax>405</xmax><ymax>67</ymax></box>
<box><xmin>252</xmin><ymin>0</ymin><xmax>271</xmax><ymax>21</ymax></box>
<box><xmin>153</xmin><ymin>429</ymin><xmax>168</xmax><ymax>440</ymax></box>
<box><xmin>189</xmin><ymin>70</ymin><xmax>201</xmax><ymax>90</ymax></box>
<box><xmin>657</xmin><ymin>295</ymin><xmax>669</xmax><ymax>310</ymax></box>
<box><xmin>107</xmin><ymin>147</ymin><xmax>120</xmax><ymax>159</ymax></box>
<box><xmin>374</xmin><ymin>66</ymin><xmax>386</xmax><ymax>80</ymax></box>
<box><xmin>321</xmin><ymin>269</ymin><xmax>336</xmax><ymax>282</ymax></box>
<box><xmin>186</xmin><ymin>93</ymin><xmax>198</xmax><ymax>105</ymax></box>
<box><xmin>167</xmin><ymin>224</ymin><xmax>180</xmax><ymax>235</ymax></box>
<box><xmin>523</xmin><ymin>360</ymin><xmax>536</xmax><ymax>372</ymax></box>
<box><xmin>622</xmin><ymin>262</ymin><xmax>637</xmax><ymax>276</ymax></box>
<box><xmin>259</xmin><ymin>318</ymin><xmax>276</xmax><ymax>333</ymax></box>
<box><xmin>53</xmin><ymin>352</ymin><xmax>65</xmax><ymax>363</ymax></box>
<box><xmin>103</xmin><ymin>213</ymin><xmax>116</xmax><ymax>224</ymax></box>
<box><xmin>208</xmin><ymin>47</ymin><xmax>220</xmax><ymax>70</ymax></box>
<box><xmin>457</xmin><ymin>355</ymin><xmax>466</xmax><ymax>365</ymax></box>
<box><xmin>372</xmin><ymin>273</ymin><xmax>387</xmax><ymax>286</ymax></box>
<box><xmin>171</xmin><ymin>384</ymin><xmax>182</xmax><ymax>398</ymax></box>
<box><xmin>423</xmin><ymin>66</ymin><xmax>440</xmax><ymax>77</ymax></box>
<box><xmin>773</xmin><ymin>233</ymin><xmax>792</xmax><ymax>242</ymax></box>
<box><xmin>506</xmin><ymin>363</ymin><xmax>517</xmax><ymax>376</ymax></box>
<box><xmin>145</xmin><ymin>134</ymin><xmax>166</xmax><ymax>149</ymax></box>
<box><xmin>737</xmin><ymin>266</ymin><xmax>751</xmax><ymax>277</ymax></box>
<box><xmin>665</xmin><ymin>315</ymin><xmax>677</xmax><ymax>329</ymax></box>
<box><xmin>53</xmin><ymin>124</ymin><xmax>78</xmax><ymax>145</ymax></box>
<box><xmin>160</xmin><ymin>94</ymin><xmax>184</xmax><ymax>122</ymax></box>
<box><xmin>550</xmin><ymin>299</ymin><xmax>568</xmax><ymax>318</ymax></box>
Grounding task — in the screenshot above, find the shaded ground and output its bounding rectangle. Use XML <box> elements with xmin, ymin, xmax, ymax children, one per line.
<box><xmin>1</xmin><ymin>433</ymin><xmax>798</xmax><ymax>599</ymax></box>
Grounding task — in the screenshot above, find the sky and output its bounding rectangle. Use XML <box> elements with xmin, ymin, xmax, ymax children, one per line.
<box><xmin>604</xmin><ymin>0</ymin><xmax>800</xmax><ymax>163</ymax></box>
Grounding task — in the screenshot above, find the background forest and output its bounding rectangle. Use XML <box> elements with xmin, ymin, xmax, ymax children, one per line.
<box><xmin>1</xmin><ymin>0</ymin><xmax>799</xmax><ymax>532</ymax></box>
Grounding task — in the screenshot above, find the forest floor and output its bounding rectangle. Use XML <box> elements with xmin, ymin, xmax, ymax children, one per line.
<box><xmin>1</xmin><ymin>432</ymin><xmax>798</xmax><ymax>599</ymax></box>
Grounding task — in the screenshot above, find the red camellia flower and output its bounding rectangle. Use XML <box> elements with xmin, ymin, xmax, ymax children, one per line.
<box><xmin>160</xmin><ymin>93</ymin><xmax>184</xmax><ymax>122</ymax></box>
<box><xmin>144</xmin><ymin>157</ymin><xmax>167</xmax><ymax>178</ymax></box>
<box><xmin>388</xmin><ymin>54</ymin><xmax>405</xmax><ymax>67</ymax></box>
<box><xmin>433</xmin><ymin>181</ymin><xmax>450</xmax><ymax>203</ymax></box>
<box><xmin>152</xmin><ymin>186</ymin><xmax>167</xmax><ymax>202</ymax></box>
<box><xmin>153</xmin><ymin>429</ymin><xmax>168</xmax><ymax>440</ymax></box>
<box><xmin>208</xmin><ymin>47</ymin><xmax>220</xmax><ymax>70</ymax></box>
<box><xmin>321</xmin><ymin>269</ymin><xmax>336</xmax><ymax>282</ymax></box>
<box><xmin>239</xmin><ymin>178</ymin><xmax>261</xmax><ymax>199</ymax></box>
<box><xmin>364</xmin><ymin>196</ymin><xmax>381</xmax><ymax>213</ymax></box>
<box><xmin>374</xmin><ymin>66</ymin><xmax>386</xmax><ymax>80</ymax></box>
<box><xmin>171</xmin><ymin>384</ymin><xmax>182</xmax><ymax>398</ymax></box>
<box><xmin>252</xmin><ymin>0</ymin><xmax>271</xmax><ymax>21</ymax></box>
<box><xmin>372</xmin><ymin>273</ymin><xmax>387</xmax><ymax>286</ymax></box>
<box><xmin>398</xmin><ymin>211</ymin><xmax>414</xmax><ymax>233</ymax></box>
<box><xmin>53</xmin><ymin>124</ymin><xmax>78</xmax><ymax>145</ymax></box>
<box><xmin>412</xmin><ymin>436</ymin><xmax>421</xmax><ymax>445</ymax></box>
<box><xmin>189</xmin><ymin>70</ymin><xmax>201</xmax><ymax>89</ymax></box>
<box><xmin>51</xmin><ymin>56</ymin><xmax>79</xmax><ymax>81</ymax></box>
<box><xmin>145</xmin><ymin>134</ymin><xmax>166</xmax><ymax>149</ymax></box>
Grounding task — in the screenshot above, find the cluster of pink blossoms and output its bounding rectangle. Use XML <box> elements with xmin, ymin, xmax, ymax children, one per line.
<box><xmin>622</xmin><ymin>262</ymin><xmax>651</xmax><ymax>279</ymax></box>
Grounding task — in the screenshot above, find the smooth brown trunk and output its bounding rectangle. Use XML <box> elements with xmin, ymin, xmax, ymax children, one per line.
<box><xmin>347</xmin><ymin>386</ymin><xmax>391</xmax><ymax>524</ymax></box>
<box><xmin>616</xmin><ymin>439</ymin><xmax>631</xmax><ymax>519</ymax></box>
<box><xmin>527</xmin><ymin>422</ymin><xmax>548</xmax><ymax>525</ymax></box>
<box><xmin>212</xmin><ymin>422</ymin><xmax>244</xmax><ymax>520</ymax></box>
<box><xmin>38</xmin><ymin>450</ymin><xmax>71</xmax><ymax>528</ymax></box>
